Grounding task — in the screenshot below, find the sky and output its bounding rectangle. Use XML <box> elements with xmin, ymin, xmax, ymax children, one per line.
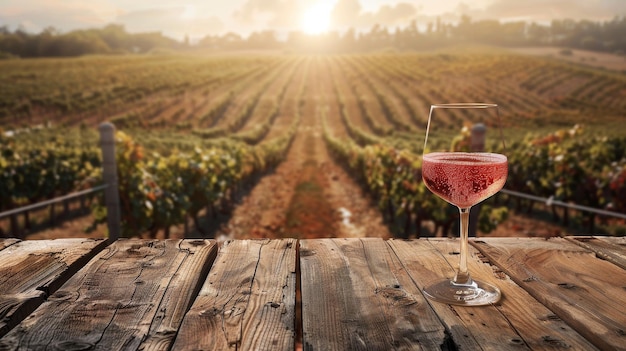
<box><xmin>1</xmin><ymin>0</ymin><xmax>625</xmax><ymax>41</ymax></box>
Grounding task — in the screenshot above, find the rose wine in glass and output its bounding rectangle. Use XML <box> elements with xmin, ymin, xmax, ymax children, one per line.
<box><xmin>422</xmin><ymin>103</ymin><xmax>507</xmax><ymax>306</ymax></box>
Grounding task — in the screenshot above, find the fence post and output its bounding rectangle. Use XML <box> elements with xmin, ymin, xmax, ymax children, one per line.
<box><xmin>470</xmin><ymin>123</ymin><xmax>486</xmax><ymax>152</ymax></box>
<box><xmin>99</xmin><ymin>122</ymin><xmax>121</xmax><ymax>241</ymax></box>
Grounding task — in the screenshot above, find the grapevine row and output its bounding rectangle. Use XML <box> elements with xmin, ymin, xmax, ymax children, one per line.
<box><xmin>89</xmin><ymin>64</ymin><xmax>307</xmax><ymax>238</ymax></box>
<box><xmin>321</xmin><ymin>109</ymin><xmax>507</xmax><ymax>238</ymax></box>
<box><xmin>343</xmin><ymin>56</ymin><xmax>415</xmax><ymax>131</ymax></box>
<box><xmin>0</xmin><ymin>127</ymin><xmax>101</xmax><ymax>234</ymax></box>
<box><xmin>89</xmin><ymin>101</ymin><xmax>302</xmax><ymax>238</ymax></box>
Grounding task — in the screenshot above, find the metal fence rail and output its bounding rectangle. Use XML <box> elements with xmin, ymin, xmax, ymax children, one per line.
<box><xmin>500</xmin><ymin>188</ymin><xmax>626</xmax><ymax>220</ymax></box>
<box><xmin>0</xmin><ymin>184</ymin><xmax>108</xmax><ymax>220</ymax></box>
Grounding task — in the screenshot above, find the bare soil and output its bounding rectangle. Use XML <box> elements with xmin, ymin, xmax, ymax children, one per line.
<box><xmin>214</xmin><ymin>57</ymin><xmax>391</xmax><ymax>241</ymax></box>
<box><xmin>480</xmin><ymin>212</ymin><xmax>567</xmax><ymax>238</ymax></box>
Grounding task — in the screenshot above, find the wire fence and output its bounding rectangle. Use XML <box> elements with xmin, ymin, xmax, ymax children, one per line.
<box><xmin>500</xmin><ymin>189</ymin><xmax>626</xmax><ymax>221</ymax></box>
<box><xmin>0</xmin><ymin>123</ymin><xmax>121</xmax><ymax>241</ymax></box>
<box><xmin>0</xmin><ymin>185</ymin><xmax>107</xmax><ymax>220</ymax></box>
<box><xmin>2</xmin><ymin>122</ymin><xmax>624</xmax><ymax>240</ymax></box>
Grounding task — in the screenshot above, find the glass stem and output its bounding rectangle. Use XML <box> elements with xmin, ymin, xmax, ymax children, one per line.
<box><xmin>453</xmin><ymin>207</ymin><xmax>473</xmax><ymax>286</ymax></box>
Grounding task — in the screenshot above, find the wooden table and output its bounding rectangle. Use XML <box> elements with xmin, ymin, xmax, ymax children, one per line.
<box><xmin>0</xmin><ymin>237</ymin><xmax>624</xmax><ymax>350</ymax></box>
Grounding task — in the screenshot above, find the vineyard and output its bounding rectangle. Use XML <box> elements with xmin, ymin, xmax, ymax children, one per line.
<box><xmin>1</xmin><ymin>49</ymin><xmax>625</xmax><ymax>239</ymax></box>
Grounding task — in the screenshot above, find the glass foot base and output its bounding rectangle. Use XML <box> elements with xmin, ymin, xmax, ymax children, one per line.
<box><xmin>423</xmin><ymin>278</ymin><xmax>501</xmax><ymax>306</ymax></box>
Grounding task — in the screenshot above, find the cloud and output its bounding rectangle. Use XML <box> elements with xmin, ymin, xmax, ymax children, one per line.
<box><xmin>115</xmin><ymin>6</ymin><xmax>224</xmax><ymax>39</ymax></box>
<box><xmin>2</xmin><ymin>0</ymin><xmax>625</xmax><ymax>39</ymax></box>
<box><xmin>330</xmin><ymin>0</ymin><xmax>419</xmax><ymax>30</ymax></box>
<box><xmin>0</xmin><ymin>1</ymin><xmax>223</xmax><ymax>39</ymax></box>
<box><xmin>233</xmin><ymin>0</ymin><xmax>301</xmax><ymax>29</ymax></box>
<box><xmin>467</xmin><ymin>0</ymin><xmax>626</xmax><ymax>21</ymax></box>
<box><xmin>358</xmin><ymin>3</ymin><xmax>419</xmax><ymax>28</ymax></box>
<box><xmin>234</xmin><ymin>0</ymin><xmax>286</xmax><ymax>20</ymax></box>
<box><xmin>231</xmin><ymin>0</ymin><xmax>419</xmax><ymax>32</ymax></box>
<box><xmin>0</xmin><ymin>0</ymin><xmax>119</xmax><ymax>32</ymax></box>
<box><xmin>330</xmin><ymin>0</ymin><xmax>362</xmax><ymax>27</ymax></box>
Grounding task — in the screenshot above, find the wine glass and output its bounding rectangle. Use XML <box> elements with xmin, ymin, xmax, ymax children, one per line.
<box><xmin>421</xmin><ymin>103</ymin><xmax>507</xmax><ymax>306</ymax></box>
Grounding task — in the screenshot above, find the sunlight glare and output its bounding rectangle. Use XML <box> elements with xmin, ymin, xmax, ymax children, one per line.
<box><xmin>181</xmin><ymin>4</ymin><xmax>196</xmax><ymax>20</ymax></box>
<box><xmin>300</xmin><ymin>2</ymin><xmax>332</xmax><ymax>35</ymax></box>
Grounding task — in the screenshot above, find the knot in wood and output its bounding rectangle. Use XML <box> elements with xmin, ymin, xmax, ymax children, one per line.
<box><xmin>300</xmin><ymin>248</ymin><xmax>316</xmax><ymax>257</ymax></box>
<box><xmin>53</xmin><ymin>341</ymin><xmax>94</xmax><ymax>351</ymax></box>
<box><xmin>557</xmin><ymin>283</ymin><xmax>577</xmax><ymax>289</ymax></box>
<box><xmin>542</xmin><ymin>335</ymin><xmax>570</xmax><ymax>348</ymax></box>
<box><xmin>48</xmin><ymin>290</ymin><xmax>76</xmax><ymax>301</ymax></box>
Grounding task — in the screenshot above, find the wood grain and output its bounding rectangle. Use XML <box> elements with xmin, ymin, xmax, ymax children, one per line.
<box><xmin>0</xmin><ymin>239</ymin><xmax>20</xmax><ymax>251</ymax></box>
<box><xmin>566</xmin><ymin>235</ymin><xmax>626</xmax><ymax>270</ymax></box>
<box><xmin>0</xmin><ymin>237</ymin><xmax>621</xmax><ymax>350</ymax></box>
<box><xmin>0</xmin><ymin>239</ymin><xmax>217</xmax><ymax>351</ymax></box>
<box><xmin>300</xmin><ymin>238</ymin><xmax>446</xmax><ymax>351</ymax></box>
<box><xmin>0</xmin><ymin>238</ymin><xmax>106</xmax><ymax>337</ymax></box>
<box><xmin>389</xmin><ymin>238</ymin><xmax>597</xmax><ymax>350</ymax></box>
<box><xmin>472</xmin><ymin>237</ymin><xmax>626</xmax><ymax>351</ymax></box>
<box><xmin>172</xmin><ymin>239</ymin><xmax>297</xmax><ymax>351</ymax></box>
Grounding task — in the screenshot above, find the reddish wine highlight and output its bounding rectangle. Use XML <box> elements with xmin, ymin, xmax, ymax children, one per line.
<box><xmin>422</xmin><ymin>152</ymin><xmax>508</xmax><ymax>208</ymax></box>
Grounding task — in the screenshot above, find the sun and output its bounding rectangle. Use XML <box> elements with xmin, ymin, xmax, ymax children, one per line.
<box><xmin>300</xmin><ymin>2</ymin><xmax>332</xmax><ymax>35</ymax></box>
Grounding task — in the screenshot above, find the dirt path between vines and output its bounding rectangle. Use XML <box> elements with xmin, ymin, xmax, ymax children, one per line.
<box><xmin>216</xmin><ymin>58</ymin><xmax>391</xmax><ymax>240</ymax></box>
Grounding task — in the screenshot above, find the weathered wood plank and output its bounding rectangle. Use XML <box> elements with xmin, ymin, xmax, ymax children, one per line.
<box><xmin>0</xmin><ymin>239</ymin><xmax>20</xmax><ymax>251</ymax></box>
<box><xmin>566</xmin><ymin>235</ymin><xmax>626</xmax><ymax>270</ymax></box>
<box><xmin>389</xmin><ymin>238</ymin><xmax>599</xmax><ymax>351</ymax></box>
<box><xmin>300</xmin><ymin>238</ymin><xmax>447</xmax><ymax>351</ymax></box>
<box><xmin>0</xmin><ymin>238</ymin><xmax>106</xmax><ymax>338</ymax></box>
<box><xmin>472</xmin><ymin>237</ymin><xmax>626</xmax><ymax>351</ymax></box>
<box><xmin>172</xmin><ymin>239</ymin><xmax>297</xmax><ymax>351</ymax></box>
<box><xmin>0</xmin><ymin>239</ymin><xmax>217</xmax><ymax>351</ymax></box>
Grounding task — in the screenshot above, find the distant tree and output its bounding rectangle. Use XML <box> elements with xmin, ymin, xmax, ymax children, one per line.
<box><xmin>455</xmin><ymin>15</ymin><xmax>472</xmax><ymax>40</ymax></box>
<box><xmin>218</xmin><ymin>32</ymin><xmax>245</xmax><ymax>50</ymax></box>
<box><xmin>197</xmin><ymin>34</ymin><xmax>217</xmax><ymax>49</ymax></box>
<box><xmin>129</xmin><ymin>31</ymin><xmax>177</xmax><ymax>53</ymax></box>
<box><xmin>100</xmin><ymin>24</ymin><xmax>128</xmax><ymax>51</ymax></box>
<box><xmin>340</xmin><ymin>28</ymin><xmax>357</xmax><ymax>51</ymax></box>
<box><xmin>247</xmin><ymin>30</ymin><xmax>279</xmax><ymax>49</ymax></box>
<box><xmin>527</xmin><ymin>22</ymin><xmax>550</xmax><ymax>45</ymax></box>
<box><xmin>2</xmin><ymin>17</ymin><xmax>626</xmax><ymax>57</ymax></box>
<box><xmin>0</xmin><ymin>32</ymin><xmax>25</xmax><ymax>55</ymax></box>
<box><xmin>499</xmin><ymin>21</ymin><xmax>526</xmax><ymax>46</ymax></box>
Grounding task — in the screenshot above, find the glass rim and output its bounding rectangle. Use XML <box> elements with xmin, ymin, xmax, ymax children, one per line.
<box><xmin>431</xmin><ymin>103</ymin><xmax>498</xmax><ymax>109</ymax></box>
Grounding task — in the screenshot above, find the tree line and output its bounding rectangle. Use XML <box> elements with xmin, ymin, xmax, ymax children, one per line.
<box><xmin>1</xmin><ymin>16</ymin><xmax>625</xmax><ymax>58</ymax></box>
<box><xmin>0</xmin><ymin>24</ymin><xmax>180</xmax><ymax>58</ymax></box>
